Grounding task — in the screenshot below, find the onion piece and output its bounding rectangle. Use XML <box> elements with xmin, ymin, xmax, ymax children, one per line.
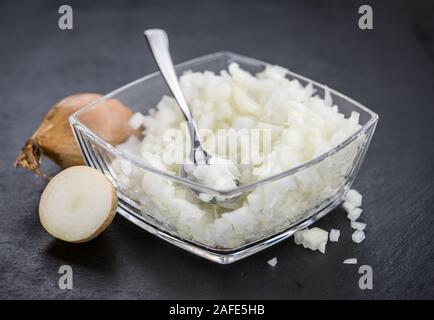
<box><xmin>318</xmin><ymin>242</ymin><xmax>326</xmax><ymax>254</ymax></box>
<box><xmin>301</xmin><ymin>227</ymin><xmax>328</xmax><ymax>252</ymax></box>
<box><xmin>267</xmin><ymin>257</ymin><xmax>278</xmax><ymax>267</ymax></box>
<box><xmin>343</xmin><ymin>258</ymin><xmax>358</xmax><ymax>264</ymax></box>
<box><xmin>345</xmin><ymin>189</ymin><xmax>362</xmax><ymax>207</ymax></box>
<box><xmin>342</xmin><ymin>200</ymin><xmax>358</xmax><ymax>213</ymax></box>
<box><xmin>352</xmin><ymin>230</ymin><xmax>366</xmax><ymax>243</ymax></box>
<box><xmin>351</xmin><ymin>221</ymin><xmax>367</xmax><ymax>231</ymax></box>
<box><xmin>198</xmin><ymin>193</ymin><xmax>213</xmax><ymax>202</ymax></box>
<box><xmin>347</xmin><ymin>207</ymin><xmax>363</xmax><ymax>221</ymax></box>
<box><xmin>329</xmin><ymin>229</ymin><xmax>340</xmax><ymax>242</ymax></box>
<box><xmin>294</xmin><ymin>228</ymin><xmax>308</xmax><ymax>245</ymax></box>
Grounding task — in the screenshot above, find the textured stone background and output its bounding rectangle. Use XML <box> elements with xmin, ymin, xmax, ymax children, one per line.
<box><xmin>0</xmin><ymin>0</ymin><xmax>433</xmax><ymax>299</ymax></box>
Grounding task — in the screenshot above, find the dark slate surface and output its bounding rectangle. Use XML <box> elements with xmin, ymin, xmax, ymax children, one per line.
<box><xmin>0</xmin><ymin>0</ymin><xmax>433</xmax><ymax>299</ymax></box>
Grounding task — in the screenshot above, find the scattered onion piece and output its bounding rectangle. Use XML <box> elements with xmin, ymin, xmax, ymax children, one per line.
<box><xmin>318</xmin><ymin>242</ymin><xmax>326</xmax><ymax>254</ymax></box>
<box><xmin>294</xmin><ymin>228</ymin><xmax>307</xmax><ymax>245</ymax></box>
<box><xmin>300</xmin><ymin>227</ymin><xmax>328</xmax><ymax>253</ymax></box>
<box><xmin>345</xmin><ymin>189</ymin><xmax>362</xmax><ymax>207</ymax></box>
<box><xmin>351</xmin><ymin>221</ymin><xmax>367</xmax><ymax>231</ymax></box>
<box><xmin>352</xmin><ymin>230</ymin><xmax>366</xmax><ymax>243</ymax></box>
<box><xmin>347</xmin><ymin>207</ymin><xmax>363</xmax><ymax>221</ymax></box>
<box><xmin>343</xmin><ymin>258</ymin><xmax>358</xmax><ymax>264</ymax></box>
<box><xmin>267</xmin><ymin>257</ymin><xmax>278</xmax><ymax>267</ymax></box>
<box><xmin>329</xmin><ymin>229</ymin><xmax>340</xmax><ymax>242</ymax></box>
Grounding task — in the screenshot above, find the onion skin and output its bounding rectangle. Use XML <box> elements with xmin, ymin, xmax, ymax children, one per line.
<box><xmin>15</xmin><ymin>93</ymin><xmax>134</xmax><ymax>177</ymax></box>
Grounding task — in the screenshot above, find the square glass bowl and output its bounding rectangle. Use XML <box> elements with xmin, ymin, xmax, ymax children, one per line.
<box><xmin>69</xmin><ymin>52</ymin><xmax>378</xmax><ymax>264</ymax></box>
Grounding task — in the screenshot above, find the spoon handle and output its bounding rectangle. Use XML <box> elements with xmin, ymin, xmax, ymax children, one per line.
<box><xmin>144</xmin><ymin>29</ymin><xmax>195</xmax><ymax>125</ymax></box>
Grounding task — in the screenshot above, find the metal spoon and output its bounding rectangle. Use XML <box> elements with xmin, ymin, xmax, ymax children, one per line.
<box><xmin>144</xmin><ymin>29</ymin><xmax>240</xmax><ymax>203</ymax></box>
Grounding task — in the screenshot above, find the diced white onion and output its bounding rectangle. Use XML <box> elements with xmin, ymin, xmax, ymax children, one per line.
<box><xmin>352</xmin><ymin>230</ymin><xmax>365</xmax><ymax>243</ymax></box>
<box><xmin>329</xmin><ymin>229</ymin><xmax>340</xmax><ymax>242</ymax></box>
<box><xmin>343</xmin><ymin>258</ymin><xmax>357</xmax><ymax>264</ymax></box>
<box><xmin>198</xmin><ymin>193</ymin><xmax>213</xmax><ymax>202</ymax></box>
<box><xmin>347</xmin><ymin>207</ymin><xmax>363</xmax><ymax>221</ymax></box>
<box><xmin>345</xmin><ymin>189</ymin><xmax>362</xmax><ymax>207</ymax></box>
<box><xmin>351</xmin><ymin>221</ymin><xmax>366</xmax><ymax>231</ymax></box>
<box><xmin>191</xmin><ymin>155</ymin><xmax>240</xmax><ymax>191</ymax></box>
<box><xmin>294</xmin><ymin>228</ymin><xmax>307</xmax><ymax>245</ymax></box>
<box><xmin>318</xmin><ymin>242</ymin><xmax>326</xmax><ymax>254</ymax></box>
<box><xmin>301</xmin><ymin>227</ymin><xmax>328</xmax><ymax>252</ymax></box>
<box><xmin>342</xmin><ymin>200</ymin><xmax>358</xmax><ymax>213</ymax></box>
<box><xmin>267</xmin><ymin>257</ymin><xmax>278</xmax><ymax>267</ymax></box>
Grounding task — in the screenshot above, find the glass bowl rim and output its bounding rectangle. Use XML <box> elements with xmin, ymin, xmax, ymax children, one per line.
<box><xmin>69</xmin><ymin>51</ymin><xmax>379</xmax><ymax>196</ymax></box>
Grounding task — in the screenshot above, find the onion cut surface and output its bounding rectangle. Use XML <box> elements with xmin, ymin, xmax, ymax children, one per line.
<box><xmin>39</xmin><ymin>166</ymin><xmax>117</xmax><ymax>242</ymax></box>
